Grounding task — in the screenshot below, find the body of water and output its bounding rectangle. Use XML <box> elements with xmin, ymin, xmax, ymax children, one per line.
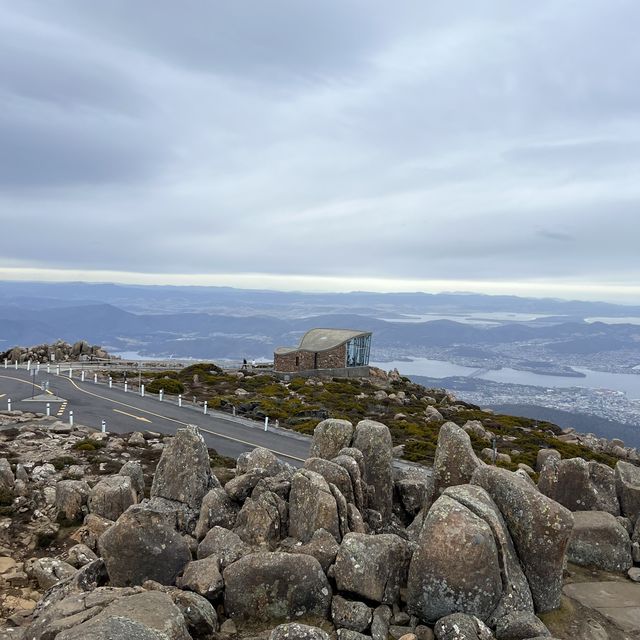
<box><xmin>371</xmin><ymin>358</ymin><xmax>640</xmax><ymax>400</ymax></box>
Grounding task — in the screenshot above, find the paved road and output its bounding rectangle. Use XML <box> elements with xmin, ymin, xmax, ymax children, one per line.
<box><xmin>0</xmin><ymin>368</ymin><xmax>310</xmax><ymax>466</ymax></box>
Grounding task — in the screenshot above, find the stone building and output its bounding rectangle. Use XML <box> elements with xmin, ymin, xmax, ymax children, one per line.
<box><xmin>273</xmin><ymin>328</ymin><xmax>372</xmax><ymax>375</ymax></box>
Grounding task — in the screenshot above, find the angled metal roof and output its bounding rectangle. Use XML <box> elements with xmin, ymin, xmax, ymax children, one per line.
<box><xmin>274</xmin><ymin>328</ymin><xmax>371</xmax><ymax>355</ymax></box>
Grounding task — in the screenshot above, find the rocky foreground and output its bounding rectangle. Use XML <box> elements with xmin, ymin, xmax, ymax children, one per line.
<box><xmin>0</xmin><ymin>412</ymin><xmax>640</xmax><ymax>639</ymax></box>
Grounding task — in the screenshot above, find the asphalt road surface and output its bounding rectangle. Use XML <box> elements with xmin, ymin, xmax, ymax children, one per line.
<box><xmin>0</xmin><ymin>368</ymin><xmax>311</xmax><ymax>465</ymax></box>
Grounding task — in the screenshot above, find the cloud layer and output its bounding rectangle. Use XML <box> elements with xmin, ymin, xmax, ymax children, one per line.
<box><xmin>1</xmin><ymin>1</ymin><xmax>639</xmax><ymax>299</ymax></box>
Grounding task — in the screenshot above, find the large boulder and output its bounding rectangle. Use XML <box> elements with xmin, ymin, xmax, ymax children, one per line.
<box><xmin>198</xmin><ymin>526</ymin><xmax>252</xmax><ymax>568</ymax></box>
<box><xmin>433</xmin><ymin>613</ymin><xmax>494</xmax><ymax>640</ymax></box>
<box><xmin>234</xmin><ymin>489</ymin><xmax>288</xmax><ymax>546</ymax></box>
<box><xmin>289</xmin><ymin>469</ymin><xmax>340</xmax><ymax>542</ymax></box>
<box><xmin>442</xmin><ymin>485</ymin><xmax>534</xmax><ymax>625</ymax></box>
<box><xmin>471</xmin><ymin>466</ymin><xmax>573</xmax><ymax>612</ymax></box>
<box><xmin>394</xmin><ymin>467</ymin><xmax>434</xmax><ymax>519</ymax></box>
<box><xmin>615</xmin><ymin>461</ymin><xmax>640</xmax><ymax>523</ymax></box>
<box><xmin>223</xmin><ymin>552</ymin><xmax>332</xmax><ymax>627</ymax></box>
<box><xmin>305</xmin><ymin>458</ymin><xmax>355</xmax><ymax>505</ymax></box>
<box><xmin>98</xmin><ymin>504</ymin><xmax>191</xmax><ymax>586</ymax></box>
<box><xmin>88</xmin><ymin>476</ymin><xmax>137</xmax><ymax>521</ymax></box>
<box><xmin>151</xmin><ymin>424</ymin><xmax>217</xmax><ymax>510</ymax></box>
<box><xmin>289</xmin><ymin>527</ymin><xmax>340</xmax><ymax>573</ymax></box>
<box><xmin>270</xmin><ymin>623</ymin><xmax>330</xmax><ymax>640</ymax></box>
<box><xmin>494</xmin><ymin>611</ymin><xmax>550</xmax><ymax>639</ymax></box>
<box><xmin>56</xmin><ymin>480</ymin><xmax>91</xmax><ymax>523</ymax></box>
<box><xmin>407</xmin><ymin>495</ymin><xmax>502</xmax><ymax>623</ymax></box>
<box><xmin>57</xmin><ymin>591</ymin><xmax>191</xmax><ymax>640</ymax></box>
<box><xmin>310</xmin><ymin>419</ymin><xmax>355</xmax><ymax>460</ymax></box>
<box><xmin>194</xmin><ymin>487</ymin><xmax>239</xmax><ymax>539</ymax></box>
<box><xmin>567</xmin><ymin>511</ymin><xmax>632</xmax><ymax>572</ymax></box>
<box><xmin>538</xmin><ymin>458</ymin><xmax>619</xmax><ymax>515</ymax></box>
<box><xmin>352</xmin><ymin>420</ymin><xmax>393</xmax><ymax>522</ymax></box>
<box><xmin>536</xmin><ymin>449</ymin><xmax>560</xmax><ymax>473</ymax></box>
<box><xmin>237</xmin><ymin>447</ymin><xmax>288</xmax><ymax>477</ymax></box>
<box><xmin>334</xmin><ymin>533</ymin><xmax>409</xmax><ymax>605</ymax></box>
<box><xmin>331</xmin><ymin>595</ymin><xmax>372</xmax><ymax>633</ymax></box>
<box><xmin>176</xmin><ymin>555</ymin><xmax>225</xmax><ymax>600</ymax></box>
<box><xmin>118</xmin><ymin>461</ymin><xmax>145</xmax><ymax>501</ymax></box>
<box><xmin>433</xmin><ymin>422</ymin><xmax>484</xmax><ymax>498</ymax></box>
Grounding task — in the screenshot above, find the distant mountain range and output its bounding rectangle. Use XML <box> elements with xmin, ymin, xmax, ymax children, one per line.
<box><xmin>1</xmin><ymin>281</ymin><xmax>640</xmax><ymax>361</ymax></box>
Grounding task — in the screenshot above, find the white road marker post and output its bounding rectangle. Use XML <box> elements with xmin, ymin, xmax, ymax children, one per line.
<box><xmin>140</xmin><ymin>384</ymin><xmax>145</xmax><ymax>398</ymax></box>
<box><xmin>56</xmin><ymin>364</ymin><xmax>60</xmax><ymax>376</ymax></box>
<box><xmin>46</xmin><ymin>402</ymin><xmax>50</xmax><ymax>417</ymax></box>
<box><xmin>159</xmin><ymin>389</ymin><xmax>163</xmax><ymax>402</ymax></box>
<box><xmin>46</xmin><ymin>363</ymin><xmax>50</xmax><ymax>374</ymax></box>
<box><xmin>69</xmin><ymin>411</ymin><xmax>74</xmax><ymax>426</ymax></box>
<box><xmin>68</xmin><ymin>368</ymin><xmax>72</xmax><ymax>379</ymax></box>
<box><xmin>81</xmin><ymin>370</ymin><xmax>85</xmax><ymax>382</ymax></box>
<box><xmin>3</xmin><ymin>358</ymin><xmax>6</xmax><ymax>369</ymax></box>
<box><xmin>101</xmin><ymin>420</ymin><xmax>106</xmax><ymax>433</ymax></box>
<box><xmin>232</xmin><ymin>406</ymin><xmax>236</xmax><ymax>417</ymax></box>
<box><xmin>94</xmin><ymin>373</ymin><xmax>97</xmax><ymax>384</ymax></box>
<box><xmin>7</xmin><ymin>399</ymin><xmax>11</xmax><ymax>411</ymax></box>
<box><xmin>124</xmin><ymin>381</ymin><xmax>128</xmax><ymax>393</ymax></box>
<box><xmin>27</xmin><ymin>360</ymin><xmax>31</xmax><ymax>372</ymax></box>
<box><xmin>14</xmin><ymin>361</ymin><xmax>17</xmax><ymax>370</ymax></box>
<box><xmin>36</xmin><ymin>362</ymin><xmax>40</xmax><ymax>373</ymax></box>
<box><xmin>178</xmin><ymin>394</ymin><xmax>182</xmax><ymax>407</ymax></box>
<box><xmin>109</xmin><ymin>376</ymin><xmax>113</xmax><ymax>389</ymax></box>
<box><xmin>264</xmin><ymin>416</ymin><xmax>269</xmax><ymax>432</ymax></box>
<box><xmin>203</xmin><ymin>400</ymin><xmax>207</xmax><ymax>415</ymax></box>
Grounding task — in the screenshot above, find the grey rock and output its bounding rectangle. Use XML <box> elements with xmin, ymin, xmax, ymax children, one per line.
<box><xmin>495</xmin><ymin>611</ymin><xmax>550</xmax><ymax>639</ymax></box>
<box><xmin>332</xmin><ymin>595</ymin><xmax>373</xmax><ymax>632</ymax></box>
<box><xmin>433</xmin><ymin>613</ymin><xmax>494</xmax><ymax>639</ymax></box>
<box><xmin>197</xmin><ymin>526</ymin><xmax>252</xmax><ymax>569</ymax></box>
<box><xmin>352</xmin><ymin>420</ymin><xmax>394</xmax><ymax>523</ymax></box>
<box><xmin>337</xmin><ymin>631</ymin><xmax>371</xmax><ymax>640</ymax></box>
<box><xmin>235</xmin><ymin>489</ymin><xmax>288</xmax><ymax>546</ymax></box>
<box><xmin>176</xmin><ymin>555</ymin><xmax>225</xmax><ymax>600</ymax></box>
<box><xmin>407</xmin><ymin>495</ymin><xmax>502</xmax><ymax>624</ymax></box>
<box><xmin>471</xmin><ymin>466</ymin><xmax>573</xmax><ymax>612</ymax></box>
<box><xmin>433</xmin><ymin>422</ymin><xmax>484</xmax><ymax>498</ymax></box>
<box><xmin>615</xmin><ymin>460</ymin><xmax>640</xmax><ymax>523</ymax></box>
<box><xmin>395</xmin><ymin>467</ymin><xmax>434</xmax><ymax>518</ymax></box>
<box><xmin>64</xmin><ymin>543</ymin><xmax>99</xmax><ymax>568</ymax></box>
<box><xmin>237</xmin><ymin>447</ymin><xmax>288</xmax><ymax>476</ymax></box>
<box><xmin>568</xmin><ymin>511</ymin><xmax>632</xmax><ymax>572</ymax></box>
<box><xmin>0</xmin><ymin>458</ymin><xmax>15</xmax><ymax>491</ymax></box>
<box><xmin>334</xmin><ymin>532</ymin><xmax>409</xmax><ymax>605</ymax></box>
<box><xmin>310</xmin><ymin>419</ymin><xmax>354</xmax><ymax>460</ymax></box>
<box><xmin>88</xmin><ymin>475</ymin><xmax>137</xmax><ymax>521</ymax></box>
<box><xmin>151</xmin><ymin>424</ymin><xmax>217</xmax><ymax>510</ymax></box>
<box><xmin>194</xmin><ymin>487</ymin><xmax>240</xmax><ymax>539</ymax></box>
<box><xmin>223</xmin><ymin>552</ymin><xmax>331</xmax><ymax>627</ymax></box>
<box><xmin>289</xmin><ymin>527</ymin><xmax>340</xmax><ymax>573</ymax></box>
<box><xmin>128</xmin><ymin>431</ymin><xmax>146</xmax><ymax>447</ymax></box>
<box><xmin>55</xmin><ymin>480</ymin><xmax>90</xmax><ymax>523</ymax></box>
<box><xmin>225</xmin><ymin>468</ymin><xmax>271</xmax><ymax>502</ymax></box>
<box><xmin>536</xmin><ymin>449</ymin><xmax>560</xmax><ymax>473</ymax></box>
<box><xmin>270</xmin><ymin>623</ymin><xmax>330</xmax><ymax>640</ymax></box>
<box><xmin>56</xmin><ymin>617</ymin><xmax>163</xmax><ymax>640</ymax></box>
<box><xmin>441</xmin><ymin>485</ymin><xmax>534</xmax><ymax>625</ymax></box>
<box><xmin>118</xmin><ymin>461</ymin><xmax>145</xmax><ymax>501</ymax></box>
<box><xmin>171</xmin><ymin>589</ymin><xmax>219</xmax><ymax>638</ymax></box>
<box><xmin>26</xmin><ymin>557</ymin><xmax>76</xmax><ymax>590</ymax></box>
<box><xmin>538</xmin><ymin>458</ymin><xmax>619</xmax><ymax>515</ymax></box>
<box><xmin>289</xmin><ymin>469</ymin><xmax>340</xmax><ymax>542</ymax></box>
<box><xmin>99</xmin><ymin>503</ymin><xmax>191</xmax><ymax>586</ymax></box>
<box><xmin>305</xmin><ymin>457</ymin><xmax>355</xmax><ymax>505</ymax></box>
<box><xmin>371</xmin><ymin>605</ymin><xmax>392</xmax><ymax>640</ymax></box>
<box><xmin>333</xmin><ymin>453</ymin><xmax>366</xmax><ymax>512</ymax></box>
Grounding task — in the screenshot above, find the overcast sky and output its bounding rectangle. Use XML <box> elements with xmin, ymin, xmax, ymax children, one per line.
<box><xmin>1</xmin><ymin>1</ymin><xmax>639</xmax><ymax>302</ymax></box>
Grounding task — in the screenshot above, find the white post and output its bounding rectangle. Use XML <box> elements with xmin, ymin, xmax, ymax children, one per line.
<box><xmin>36</xmin><ymin>362</ymin><xmax>40</xmax><ymax>373</ymax></box>
<box><xmin>140</xmin><ymin>384</ymin><xmax>145</xmax><ymax>398</ymax></box>
<box><xmin>124</xmin><ymin>381</ymin><xmax>128</xmax><ymax>393</ymax></box>
<box><xmin>56</xmin><ymin>364</ymin><xmax>60</xmax><ymax>376</ymax></box>
<box><xmin>232</xmin><ymin>406</ymin><xmax>236</xmax><ymax>417</ymax></box>
<box><xmin>46</xmin><ymin>402</ymin><xmax>50</xmax><ymax>417</ymax></box>
<box><xmin>109</xmin><ymin>377</ymin><xmax>113</xmax><ymax>389</ymax></box>
<box><xmin>27</xmin><ymin>360</ymin><xmax>31</xmax><ymax>372</ymax></box>
<box><xmin>14</xmin><ymin>361</ymin><xmax>17</xmax><ymax>369</ymax></box>
<box><xmin>101</xmin><ymin>420</ymin><xmax>106</xmax><ymax>433</ymax></box>
<box><xmin>68</xmin><ymin>368</ymin><xmax>72</xmax><ymax>379</ymax></box>
<box><xmin>94</xmin><ymin>373</ymin><xmax>97</xmax><ymax>384</ymax></box>
<box><xmin>3</xmin><ymin>358</ymin><xmax>6</xmax><ymax>369</ymax></box>
<box><xmin>178</xmin><ymin>394</ymin><xmax>182</xmax><ymax>407</ymax></box>
<box><xmin>203</xmin><ymin>400</ymin><xmax>207</xmax><ymax>415</ymax></box>
<box><xmin>159</xmin><ymin>389</ymin><xmax>164</xmax><ymax>402</ymax></box>
<box><xmin>264</xmin><ymin>416</ymin><xmax>269</xmax><ymax>432</ymax></box>
<box><xmin>69</xmin><ymin>410</ymin><xmax>74</xmax><ymax>426</ymax></box>
<box><xmin>81</xmin><ymin>370</ymin><xmax>85</xmax><ymax>382</ymax></box>
<box><xmin>7</xmin><ymin>399</ymin><xmax>11</xmax><ymax>411</ymax></box>
<box><xmin>47</xmin><ymin>363</ymin><xmax>50</xmax><ymax>374</ymax></box>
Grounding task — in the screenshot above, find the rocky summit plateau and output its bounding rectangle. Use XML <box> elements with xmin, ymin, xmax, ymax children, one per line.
<box><xmin>0</xmin><ymin>411</ymin><xmax>640</xmax><ymax>639</ymax></box>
